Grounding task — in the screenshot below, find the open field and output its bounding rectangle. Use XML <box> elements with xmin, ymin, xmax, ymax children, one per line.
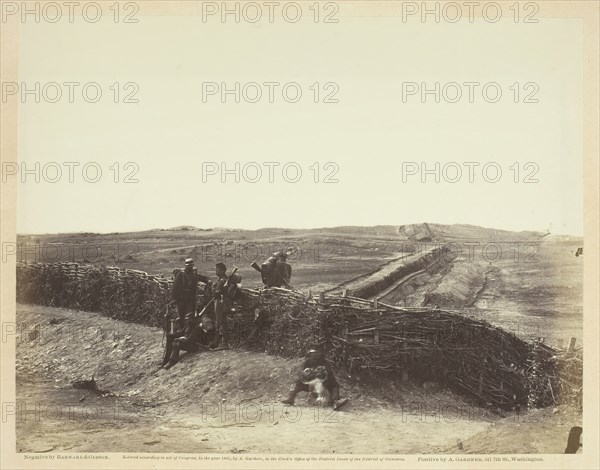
<box><xmin>467</xmin><ymin>240</ymin><xmax>583</xmax><ymax>348</ymax></box>
<box><xmin>16</xmin><ymin>227</ymin><xmax>405</xmax><ymax>292</ymax></box>
<box><xmin>15</xmin><ymin>223</ymin><xmax>556</xmax><ymax>293</ymax></box>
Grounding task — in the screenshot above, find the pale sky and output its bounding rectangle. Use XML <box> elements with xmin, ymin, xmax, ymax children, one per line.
<box><xmin>15</xmin><ymin>11</ymin><xmax>584</xmax><ymax>235</ymax></box>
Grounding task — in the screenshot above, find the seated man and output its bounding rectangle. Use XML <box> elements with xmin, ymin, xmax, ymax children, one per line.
<box><xmin>162</xmin><ymin>312</ymin><xmax>214</xmax><ymax>369</ymax></box>
<box><xmin>198</xmin><ymin>314</ymin><xmax>217</xmax><ymax>348</ymax></box>
<box><xmin>281</xmin><ymin>343</ymin><xmax>345</xmax><ymax>408</ymax></box>
<box><xmin>300</xmin><ymin>365</ymin><xmax>331</xmax><ymax>406</ymax></box>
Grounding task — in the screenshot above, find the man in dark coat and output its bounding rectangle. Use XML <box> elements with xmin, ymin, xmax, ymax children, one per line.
<box><xmin>162</xmin><ymin>312</ymin><xmax>215</xmax><ymax>369</ymax></box>
<box><xmin>171</xmin><ymin>258</ymin><xmax>210</xmax><ymax>329</ymax></box>
<box><xmin>210</xmin><ymin>262</ymin><xmax>242</xmax><ymax>350</ymax></box>
<box><xmin>261</xmin><ymin>251</ymin><xmax>292</xmax><ymax>288</ymax></box>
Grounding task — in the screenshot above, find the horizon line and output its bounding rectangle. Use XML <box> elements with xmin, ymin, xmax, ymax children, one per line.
<box><xmin>15</xmin><ymin>222</ymin><xmax>583</xmax><ymax>238</ymax></box>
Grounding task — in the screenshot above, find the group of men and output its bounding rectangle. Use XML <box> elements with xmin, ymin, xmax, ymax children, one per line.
<box><xmin>163</xmin><ymin>251</ymin><xmax>346</xmax><ymax>409</ymax></box>
<box><xmin>163</xmin><ymin>258</ymin><xmax>242</xmax><ymax>368</ymax></box>
<box><xmin>164</xmin><ymin>252</ymin><xmax>292</xmax><ymax>368</ymax></box>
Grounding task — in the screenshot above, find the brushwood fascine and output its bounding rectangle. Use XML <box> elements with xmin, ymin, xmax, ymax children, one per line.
<box><xmin>16</xmin><ymin>261</ymin><xmax>581</xmax><ymax>410</ymax></box>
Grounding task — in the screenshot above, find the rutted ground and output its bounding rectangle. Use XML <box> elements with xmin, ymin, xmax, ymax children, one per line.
<box><xmin>15</xmin><ymin>304</ymin><xmax>579</xmax><ymax>454</ymax></box>
<box><xmin>468</xmin><ymin>241</ymin><xmax>583</xmax><ymax>348</ymax></box>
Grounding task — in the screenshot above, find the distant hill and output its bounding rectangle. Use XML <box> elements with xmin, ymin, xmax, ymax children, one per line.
<box><xmin>541</xmin><ymin>233</ymin><xmax>583</xmax><ymax>242</ymax></box>
<box><xmin>165</xmin><ymin>225</ymin><xmax>213</xmax><ymax>231</ymax></box>
<box><xmin>19</xmin><ymin>223</ymin><xmax>563</xmax><ymax>241</ymax></box>
<box><xmin>261</xmin><ymin>223</ymin><xmax>549</xmax><ymax>241</ymax></box>
<box><xmin>396</xmin><ymin>223</ymin><xmax>546</xmax><ymax>242</ymax></box>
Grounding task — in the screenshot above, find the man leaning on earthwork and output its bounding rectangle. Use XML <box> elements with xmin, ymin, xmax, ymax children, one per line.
<box><xmin>171</xmin><ymin>258</ymin><xmax>210</xmax><ymax>329</ymax></box>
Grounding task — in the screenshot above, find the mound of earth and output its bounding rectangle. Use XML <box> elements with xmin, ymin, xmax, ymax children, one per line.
<box><xmin>17</xmin><ymin>305</ymin><xmax>302</xmax><ymax>410</ymax></box>
<box><xmin>15</xmin><ymin>304</ymin><xmax>580</xmax><ymax>454</ymax></box>
<box><xmin>328</xmin><ymin>246</ymin><xmax>448</xmax><ymax>298</ymax></box>
<box><xmin>16</xmin><ymin>304</ymin><xmax>493</xmax><ymax>413</ymax></box>
<box><xmin>397</xmin><ymin>223</ymin><xmax>545</xmax><ymax>242</ymax></box>
<box><xmin>424</xmin><ymin>262</ymin><xmax>485</xmax><ymax>308</ymax></box>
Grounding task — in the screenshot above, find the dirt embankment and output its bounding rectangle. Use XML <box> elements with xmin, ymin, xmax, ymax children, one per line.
<box><xmin>15</xmin><ymin>304</ymin><xmax>581</xmax><ymax>454</ymax></box>
<box><xmin>397</xmin><ymin>223</ymin><xmax>545</xmax><ymax>242</ymax></box>
<box><xmin>376</xmin><ymin>260</ymin><xmax>485</xmax><ymax>308</ymax></box>
<box><xmin>16</xmin><ymin>302</ymin><xmax>530</xmax><ymax>412</ymax></box>
<box><xmin>327</xmin><ymin>246</ymin><xmax>450</xmax><ymax>299</ymax></box>
<box><xmin>326</xmin><ymin>245</ymin><xmax>487</xmax><ymax>310</ymax></box>
<box><xmin>424</xmin><ymin>262</ymin><xmax>486</xmax><ymax>308</ymax></box>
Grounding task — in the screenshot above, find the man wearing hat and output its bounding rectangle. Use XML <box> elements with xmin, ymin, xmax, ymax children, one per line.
<box><xmin>162</xmin><ymin>312</ymin><xmax>206</xmax><ymax>369</ymax></box>
<box><xmin>281</xmin><ymin>343</ymin><xmax>343</xmax><ymax>408</ymax></box>
<box><xmin>171</xmin><ymin>258</ymin><xmax>210</xmax><ymax>329</ymax></box>
<box><xmin>260</xmin><ymin>251</ymin><xmax>292</xmax><ymax>288</ymax></box>
<box><xmin>210</xmin><ymin>262</ymin><xmax>242</xmax><ymax>349</ymax></box>
<box><xmin>162</xmin><ymin>311</ymin><xmax>214</xmax><ymax>369</ymax></box>
<box><xmin>275</xmin><ymin>251</ymin><xmax>292</xmax><ymax>286</ymax></box>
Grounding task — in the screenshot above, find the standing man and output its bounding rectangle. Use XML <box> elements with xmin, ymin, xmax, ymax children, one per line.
<box><xmin>211</xmin><ymin>262</ymin><xmax>242</xmax><ymax>350</ymax></box>
<box><xmin>275</xmin><ymin>251</ymin><xmax>292</xmax><ymax>288</ymax></box>
<box><xmin>171</xmin><ymin>258</ymin><xmax>210</xmax><ymax>329</ymax></box>
<box><xmin>259</xmin><ymin>254</ymin><xmax>277</xmax><ymax>286</ymax></box>
<box><xmin>260</xmin><ymin>251</ymin><xmax>292</xmax><ymax>288</ymax></box>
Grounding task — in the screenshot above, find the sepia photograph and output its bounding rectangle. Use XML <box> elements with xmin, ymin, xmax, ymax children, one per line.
<box><xmin>1</xmin><ymin>1</ymin><xmax>598</xmax><ymax>469</ymax></box>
